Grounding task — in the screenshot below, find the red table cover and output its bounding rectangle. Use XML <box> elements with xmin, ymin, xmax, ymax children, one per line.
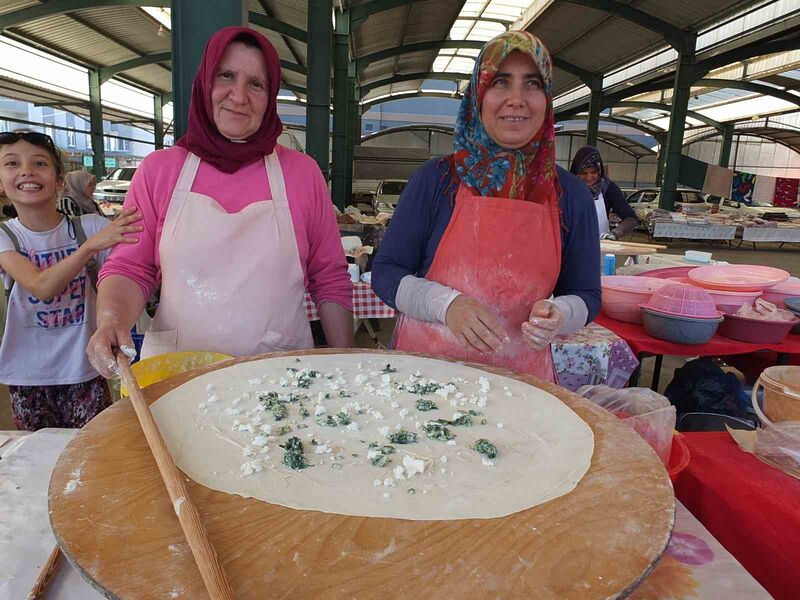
<box><xmin>594</xmin><ymin>313</ymin><xmax>800</xmax><ymax>358</ymax></box>
<box><xmin>675</xmin><ymin>432</ymin><xmax>800</xmax><ymax>600</ymax></box>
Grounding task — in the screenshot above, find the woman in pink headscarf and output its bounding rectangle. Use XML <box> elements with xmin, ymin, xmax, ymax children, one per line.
<box><xmin>87</xmin><ymin>27</ymin><xmax>353</xmax><ymax>376</ymax></box>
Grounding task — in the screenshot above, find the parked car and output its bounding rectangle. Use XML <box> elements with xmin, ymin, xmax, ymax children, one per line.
<box><xmin>372</xmin><ymin>178</ymin><xmax>407</xmax><ymax>214</ymax></box>
<box><xmin>625</xmin><ymin>187</ymin><xmax>710</xmax><ymax>221</ymax></box>
<box><xmin>93</xmin><ymin>167</ymin><xmax>137</xmax><ymax>204</ymax></box>
<box><xmin>705</xmin><ymin>195</ymin><xmax>800</xmax><ymax>219</ymax></box>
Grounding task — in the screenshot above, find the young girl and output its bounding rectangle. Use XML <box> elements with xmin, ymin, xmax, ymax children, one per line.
<box><xmin>0</xmin><ymin>130</ymin><xmax>142</xmax><ymax>430</ymax></box>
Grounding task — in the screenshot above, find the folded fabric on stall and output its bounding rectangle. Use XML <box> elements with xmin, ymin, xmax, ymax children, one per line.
<box><xmin>731</xmin><ymin>171</ymin><xmax>757</xmax><ymax>204</ymax></box>
<box><xmin>678</xmin><ymin>155</ymin><xmax>708</xmax><ymax>190</ymax></box>
<box><xmin>774</xmin><ymin>177</ymin><xmax>800</xmax><ymax>207</ymax></box>
<box><xmin>702</xmin><ymin>164</ymin><xmax>734</xmax><ymax>198</ymax></box>
<box><xmin>752</xmin><ymin>174</ymin><xmax>777</xmax><ymax>204</ymax></box>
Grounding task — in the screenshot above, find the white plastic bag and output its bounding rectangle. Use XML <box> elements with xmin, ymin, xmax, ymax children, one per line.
<box><xmin>578</xmin><ymin>385</ymin><xmax>676</xmax><ymax>465</ymax></box>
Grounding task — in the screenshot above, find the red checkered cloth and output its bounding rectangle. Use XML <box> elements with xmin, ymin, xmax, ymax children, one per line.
<box><xmin>304</xmin><ymin>282</ymin><xmax>396</xmax><ymax>321</ymax></box>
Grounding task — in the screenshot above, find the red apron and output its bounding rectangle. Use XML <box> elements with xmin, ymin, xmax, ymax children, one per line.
<box><xmin>393</xmin><ymin>183</ymin><xmax>562</xmax><ymax>382</ymax></box>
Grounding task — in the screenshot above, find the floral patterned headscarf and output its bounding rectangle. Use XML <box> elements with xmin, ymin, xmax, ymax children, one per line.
<box><xmin>448</xmin><ymin>31</ymin><xmax>559</xmax><ymax>204</ymax></box>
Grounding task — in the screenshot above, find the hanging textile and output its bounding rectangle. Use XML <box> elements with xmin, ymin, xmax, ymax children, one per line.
<box><xmin>703</xmin><ymin>164</ymin><xmax>734</xmax><ymax>198</ymax></box>
<box><xmin>731</xmin><ymin>171</ymin><xmax>757</xmax><ymax>204</ymax></box>
<box><xmin>678</xmin><ymin>155</ymin><xmax>708</xmax><ymax>190</ymax></box>
<box><xmin>774</xmin><ymin>177</ymin><xmax>800</xmax><ymax>208</ymax></box>
<box><xmin>752</xmin><ymin>175</ymin><xmax>777</xmax><ymax>204</ymax></box>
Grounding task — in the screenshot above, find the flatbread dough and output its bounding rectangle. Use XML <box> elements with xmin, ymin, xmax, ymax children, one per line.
<box><xmin>151</xmin><ymin>353</ymin><xmax>594</xmax><ymax>520</ymax></box>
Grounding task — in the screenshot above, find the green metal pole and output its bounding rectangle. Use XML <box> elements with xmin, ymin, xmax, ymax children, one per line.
<box><xmin>331</xmin><ymin>9</ymin><xmax>349</xmax><ymax>209</ymax></box>
<box><xmin>346</xmin><ymin>74</ymin><xmax>359</xmax><ymax>207</ymax></box>
<box><xmin>171</xmin><ymin>0</ymin><xmax>246</xmax><ymax>140</ymax></box>
<box><xmin>154</xmin><ymin>93</ymin><xmax>164</xmax><ymax>149</ymax></box>
<box><xmin>586</xmin><ymin>75</ymin><xmax>603</xmax><ymax>147</ymax></box>
<box><xmin>719</xmin><ymin>123</ymin><xmax>734</xmax><ymax>168</ymax></box>
<box><xmin>307</xmin><ymin>0</ymin><xmax>333</xmax><ymax>180</ymax></box>
<box><xmin>659</xmin><ymin>34</ymin><xmax>696</xmax><ymax>211</ymax></box>
<box><xmin>87</xmin><ymin>68</ymin><xmax>106</xmax><ymax>180</ymax></box>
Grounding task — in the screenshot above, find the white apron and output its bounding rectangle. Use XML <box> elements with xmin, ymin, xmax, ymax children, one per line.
<box><xmin>141</xmin><ymin>151</ymin><xmax>313</xmax><ymax>358</ymax></box>
<box><xmin>594</xmin><ymin>191</ymin><xmax>610</xmax><ymax>235</ymax></box>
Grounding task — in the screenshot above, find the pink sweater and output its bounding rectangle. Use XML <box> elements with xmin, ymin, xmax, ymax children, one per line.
<box><xmin>99</xmin><ymin>145</ymin><xmax>353</xmax><ymax>311</ymax></box>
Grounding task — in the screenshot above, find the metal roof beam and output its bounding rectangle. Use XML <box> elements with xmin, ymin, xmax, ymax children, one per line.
<box><xmin>0</xmin><ymin>0</ymin><xmax>168</xmax><ymax>30</ymax></box>
<box><xmin>694</xmin><ymin>37</ymin><xmax>800</xmax><ymax>78</ymax></box>
<box><xmin>356</xmin><ymin>40</ymin><xmax>594</xmax><ymax>82</ymax></box>
<box><xmin>99</xmin><ymin>52</ymin><xmax>171</xmax><ymax>84</ymax></box>
<box><xmin>695</xmin><ymin>78</ymin><xmax>800</xmax><ymax>107</ymax></box>
<box><xmin>248</xmin><ymin>11</ymin><xmax>307</xmax><ymax>43</ymax></box>
<box><xmin>360</xmin><ymin>72</ymin><xmax>471</xmax><ymax>97</ymax></box>
<box><xmin>361</xmin><ymin>90</ymin><xmax>462</xmax><ymax>111</ymax></box>
<box><xmin>559</xmin><ymin>0</ymin><xmax>687</xmax><ymax>49</ymax></box>
<box><xmin>614</xmin><ymin>100</ymin><xmax>724</xmax><ymax>130</ymax></box>
<box><xmin>350</xmin><ymin>0</ymin><xmax>413</xmax><ymax>28</ymax></box>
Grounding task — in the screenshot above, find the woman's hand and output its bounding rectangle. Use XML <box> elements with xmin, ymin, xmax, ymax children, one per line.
<box><xmin>445</xmin><ymin>295</ymin><xmax>508</xmax><ymax>354</ymax></box>
<box><xmin>521</xmin><ymin>300</ymin><xmax>564</xmax><ymax>350</ymax></box>
<box><xmin>86</xmin><ymin>318</ymin><xmax>136</xmax><ymax>378</ymax></box>
<box><xmin>85</xmin><ymin>206</ymin><xmax>143</xmax><ymax>254</ymax></box>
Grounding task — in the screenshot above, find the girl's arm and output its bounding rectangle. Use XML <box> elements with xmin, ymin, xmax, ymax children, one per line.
<box><xmin>0</xmin><ymin>208</ymin><xmax>142</xmax><ymax>301</ymax></box>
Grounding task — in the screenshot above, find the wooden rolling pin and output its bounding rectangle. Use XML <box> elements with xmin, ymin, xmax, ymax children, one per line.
<box><xmin>116</xmin><ymin>353</ymin><xmax>235</xmax><ymax>600</ymax></box>
<box><xmin>27</xmin><ymin>544</ymin><xmax>62</xmax><ymax>599</ymax></box>
<box><xmin>610</xmin><ymin>240</ymin><xmax>667</xmax><ymax>250</ymax></box>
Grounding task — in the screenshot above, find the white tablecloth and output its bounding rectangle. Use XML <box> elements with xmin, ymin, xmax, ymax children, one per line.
<box><xmin>742</xmin><ymin>226</ymin><xmax>800</xmax><ymax>243</ymax></box>
<box><xmin>1</xmin><ymin>429</ymin><xmax>770</xmax><ymax>599</ymax></box>
<box><xmin>653</xmin><ymin>222</ymin><xmax>737</xmax><ymax>240</ymax></box>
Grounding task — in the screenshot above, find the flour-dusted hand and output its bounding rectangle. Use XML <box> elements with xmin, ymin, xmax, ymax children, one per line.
<box><xmin>445</xmin><ymin>295</ymin><xmax>509</xmax><ymax>354</ymax></box>
<box><xmin>521</xmin><ymin>300</ymin><xmax>564</xmax><ymax>350</ymax></box>
<box><xmin>85</xmin><ymin>206</ymin><xmax>143</xmax><ymax>253</ymax></box>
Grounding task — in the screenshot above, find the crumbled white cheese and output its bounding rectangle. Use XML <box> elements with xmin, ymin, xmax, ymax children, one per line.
<box><xmin>367</xmin><ymin>449</ymin><xmax>381</xmax><ymax>460</ymax></box>
<box><xmin>383</xmin><ymin>477</ymin><xmax>396</xmax><ymax>487</ymax></box>
<box><xmin>314</xmin><ymin>404</ymin><xmax>327</xmax><ymax>417</ymax></box>
<box><xmin>383</xmin><ymin>492</ymin><xmax>390</xmax><ymax>498</ymax></box>
<box><xmin>381</xmin><ymin>374</ymin><xmax>391</xmax><ymax>384</ymax></box>
<box><xmin>251</xmin><ymin>435</ymin><xmax>269</xmax><ymax>447</ymax></box>
<box><xmin>398</xmin><ymin>408</ymin><xmax>409</xmax><ymax>419</ymax></box>
<box><xmin>345</xmin><ymin>422</ymin><xmax>359</xmax><ymax>432</ymax></box>
<box><xmin>240</xmin><ymin>461</ymin><xmax>262</xmax><ymax>476</ymax></box>
<box><xmin>260</xmin><ymin>424</ymin><xmax>272</xmax><ymax>435</ymax></box>
<box><xmin>279</xmin><ymin>378</ymin><xmax>288</xmax><ymax>387</ymax></box>
<box><xmin>354</xmin><ymin>374</ymin><xmax>367</xmax><ymax>386</ymax></box>
<box><xmin>440</xmin><ymin>455</ymin><xmax>448</xmax><ymax>463</ymax></box>
<box><xmin>446</xmin><ymin>439</ymin><xmax>456</xmax><ymax>446</ymax></box>
<box><xmin>378</xmin><ymin>426</ymin><xmax>390</xmax><ymax>437</ymax></box>
<box><xmin>402</xmin><ymin>455</ymin><xmax>426</xmax><ymax>478</ymax></box>
<box><xmin>505</xmin><ymin>391</ymin><xmax>513</xmax><ymax>397</ymax></box>
<box><xmin>198</xmin><ymin>402</ymin><xmax>206</xmax><ymax>410</ymax></box>
<box><xmin>482</xmin><ymin>459</ymin><xmax>495</xmax><ymax>467</ymax></box>
<box><xmin>393</xmin><ymin>465</ymin><xmax>406</xmax><ymax>480</ymax></box>
<box><xmin>231</xmin><ymin>397</ymin><xmax>241</xmax><ymax>406</ymax></box>
<box><xmin>390</xmin><ymin>401</ymin><xmax>400</xmax><ymax>409</ymax></box>
<box><xmin>224</xmin><ymin>407</ymin><xmax>241</xmax><ymax>416</ymax></box>
<box><xmin>207</xmin><ymin>394</ymin><xmax>219</xmax><ymax>403</ymax></box>
<box><xmin>242</xmin><ymin>446</ymin><xmax>256</xmax><ymax>457</ymax></box>
<box><xmin>314</xmin><ymin>442</ymin><xmax>332</xmax><ymax>455</ymax></box>
<box><xmin>205</xmin><ymin>383</ymin><xmax>216</xmax><ymax>392</ymax></box>
<box><xmin>497</xmin><ymin>423</ymin><xmax>504</xmax><ymax>429</ymax></box>
<box><xmin>317</xmin><ymin>392</ymin><xmax>327</xmax><ymax>402</ymax></box>
<box><xmin>248</xmin><ymin>378</ymin><xmax>262</xmax><ymax>385</ymax></box>
<box><xmin>249</xmin><ymin>414</ymin><xmax>262</xmax><ymax>425</ymax></box>
<box><xmin>374</xmin><ymin>479</ymin><xmax>382</xmax><ymax>487</ymax></box>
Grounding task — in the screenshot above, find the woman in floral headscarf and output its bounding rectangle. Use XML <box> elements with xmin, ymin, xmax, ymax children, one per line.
<box><xmin>87</xmin><ymin>27</ymin><xmax>353</xmax><ymax>377</ymax></box>
<box><xmin>372</xmin><ymin>31</ymin><xmax>600</xmax><ymax>382</ymax></box>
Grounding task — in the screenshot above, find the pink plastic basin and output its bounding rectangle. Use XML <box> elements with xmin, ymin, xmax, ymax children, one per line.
<box><xmin>601</xmin><ymin>276</ymin><xmax>671</xmax><ymax>323</ymax></box>
<box><xmin>642</xmin><ymin>283</ymin><xmax>723</xmax><ymax>319</ymax></box>
<box><xmin>635</xmin><ymin>266</ymin><xmax>694</xmax><ymax>280</ymax></box>
<box><xmin>761</xmin><ymin>277</ymin><xmax>800</xmax><ymax>308</ymax></box>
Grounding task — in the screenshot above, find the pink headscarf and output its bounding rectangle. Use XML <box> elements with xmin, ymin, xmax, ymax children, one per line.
<box><xmin>176</xmin><ymin>26</ymin><xmax>283</xmax><ymax>173</ymax></box>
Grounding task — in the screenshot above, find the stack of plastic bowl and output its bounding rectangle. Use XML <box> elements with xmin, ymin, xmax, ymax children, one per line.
<box><xmin>601</xmin><ymin>276</ymin><xmax>671</xmax><ymax>323</ymax></box>
<box><xmin>783</xmin><ymin>298</ymin><xmax>800</xmax><ymax>334</ymax></box>
<box><xmin>640</xmin><ymin>284</ymin><xmax>723</xmax><ymax>344</ymax></box>
<box><xmin>761</xmin><ymin>277</ymin><xmax>800</xmax><ymax>308</ymax></box>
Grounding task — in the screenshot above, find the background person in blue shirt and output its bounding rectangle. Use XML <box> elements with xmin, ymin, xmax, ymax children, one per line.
<box><xmin>372</xmin><ymin>31</ymin><xmax>600</xmax><ymax>382</ymax></box>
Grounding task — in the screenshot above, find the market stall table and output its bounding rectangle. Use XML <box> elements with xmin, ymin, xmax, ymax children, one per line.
<box><xmin>674</xmin><ymin>431</ymin><xmax>800</xmax><ymax>600</ymax></box>
<box><xmin>593</xmin><ymin>313</ymin><xmax>800</xmax><ymax>389</ymax></box>
<box><xmin>652</xmin><ymin>221</ymin><xmax>737</xmax><ymax>241</ymax></box>
<box><xmin>2</xmin><ymin>428</ymin><xmax>768</xmax><ymax>599</ymax></box>
<box><xmin>304</xmin><ymin>281</ymin><xmax>395</xmax><ymax>342</ymax></box>
<box><xmin>741</xmin><ymin>224</ymin><xmax>800</xmax><ymax>248</ymax></box>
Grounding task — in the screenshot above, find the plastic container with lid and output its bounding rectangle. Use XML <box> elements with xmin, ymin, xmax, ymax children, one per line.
<box><xmin>601</xmin><ymin>276</ymin><xmax>671</xmax><ymax>323</ymax></box>
<box><xmin>688</xmin><ymin>264</ymin><xmax>790</xmax><ymax>292</ymax></box>
<box><xmin>641</xmin><ymin>284</ymin><xmax>723</xmax><ymax>319</ymax></box>
<box><xmin>761</xmin><ymin>277</ymin><xmax>800</xmax><ymax>308</ymax></box>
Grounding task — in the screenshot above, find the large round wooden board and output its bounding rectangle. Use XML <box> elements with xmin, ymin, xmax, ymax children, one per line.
<box><xmin>49</xmin><ymin>349</ymin><xmax>675</xmax><ymax>599</ymax></box>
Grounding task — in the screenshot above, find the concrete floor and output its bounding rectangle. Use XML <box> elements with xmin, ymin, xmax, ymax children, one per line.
<box><xmin>2</xmin><ymin>237</ymin><xmax>796</xmax><ymax>429</ymax></box>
